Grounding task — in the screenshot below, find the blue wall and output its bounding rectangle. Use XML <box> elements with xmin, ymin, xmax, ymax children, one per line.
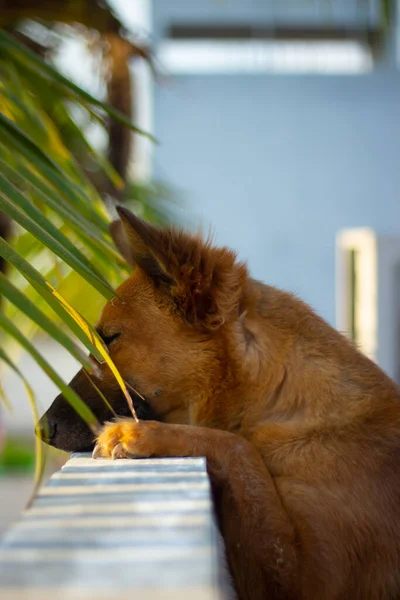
<box><xmin>151</xmin><ymin>0</ymin><xmax>400</xmax><ymax>325</ymax></box>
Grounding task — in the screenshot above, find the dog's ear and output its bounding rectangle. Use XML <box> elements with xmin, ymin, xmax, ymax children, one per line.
<box><xmin>109</xmin><ymin>207</ymin><xmax>174</xmax><ymax>286</ymax></box>
<box><xmin>109</xmin><ymin>219</ymin><xmax>133</xmax><ymax>265</ymax></box>
<box><xmin>110</xmin><ymin>206</ymin><xmax>247</xmax><ymax>330</ymax></box>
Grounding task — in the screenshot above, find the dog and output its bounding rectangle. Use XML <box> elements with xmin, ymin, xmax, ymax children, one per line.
<box><xmin>38</xmin><ymin>207</ymin><xmax>400</xmax><ymax>600</ymax></box>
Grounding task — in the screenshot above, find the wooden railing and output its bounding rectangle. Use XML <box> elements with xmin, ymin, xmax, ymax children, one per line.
<box><xmin>0</xmin><ymin>453</ymin><xmax>234</xmax><ymax>599</ymax></box>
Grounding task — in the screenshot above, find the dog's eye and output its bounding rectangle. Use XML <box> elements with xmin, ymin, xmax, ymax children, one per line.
<box><xmin>96</xmin><ymin>328</ymin><xmax>121</xmax><ymax>348</ymax></box>
<box><xmin>102</xmin><ymin>333</ymin><xmax>120</xmax><ymax>347</ymax></box>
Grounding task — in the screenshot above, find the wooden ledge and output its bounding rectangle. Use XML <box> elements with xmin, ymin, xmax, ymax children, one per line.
<box><xmin>0</xmin><ymin>453</ymin><xmax>233</xmax><ymax>599</ymax></box>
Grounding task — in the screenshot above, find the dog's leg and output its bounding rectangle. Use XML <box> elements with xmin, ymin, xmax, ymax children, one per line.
<box><xmin>94</xmin><ymin>420</ymin><xmax>299</xmax><ymax>600</ymax></box>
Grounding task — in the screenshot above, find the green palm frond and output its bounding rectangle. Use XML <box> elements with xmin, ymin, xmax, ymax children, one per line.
<box><xmin>0</xmin><ymin>30</ymin><xmax>154</xmax><ymax>437</ymax></box>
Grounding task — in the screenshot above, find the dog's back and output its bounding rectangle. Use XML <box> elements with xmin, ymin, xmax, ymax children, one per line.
<box><xmin>242</xmin><ymin>281</ymin><xmax>400</xmax><ymax>598</ymax></box>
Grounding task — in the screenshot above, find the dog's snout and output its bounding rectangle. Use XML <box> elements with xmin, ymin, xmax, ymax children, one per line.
<box><xmin>35</xmin><ymin>418</ymin><xmax>57</xmax><ymax>443</ymax></box>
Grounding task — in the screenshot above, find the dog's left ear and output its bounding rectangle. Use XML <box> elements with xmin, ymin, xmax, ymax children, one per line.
<box><xmin>110</xmin><ymin>207</ymin><xmax>174</xmax><ymax>286</ymax></box>
<box><xmin>110</xmin><ymin>206</ymin><xmax>247</xmax><ymax>330</ymax></box>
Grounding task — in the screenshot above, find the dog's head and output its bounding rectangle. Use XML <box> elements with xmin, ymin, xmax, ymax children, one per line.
<box><xmin>37</xmin><ymin>207</ymin><xmax>248</xmax><ymax>451</ymax></box>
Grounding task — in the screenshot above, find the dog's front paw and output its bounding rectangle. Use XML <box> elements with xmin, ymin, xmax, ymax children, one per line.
<box><xmin>92</xmin><ymin>419</ymin><xmax>160</xmax><ymax>460</ymax></box>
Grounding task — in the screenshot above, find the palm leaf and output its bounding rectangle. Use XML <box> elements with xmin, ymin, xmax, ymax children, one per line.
<box><xmin>0</xmin><ymin>274</ymin><xmax>92</xmax><ymax>370</ymax></box>
<box><xmin>0</xmin><ymin>157</ymin><xmax>127</xmax><ymax>268</ymax></box>
<box><xmin>0</xmin><ymin>237</ymin><xmax>105</xmax><ymax>362</ymax></box>
<box><xmin>0</xmin><ymin>237</ymin><xmax>138</xmax><ymax>422</ymax></box>
<box><xmin>0</xmin><ymin>176</ymin><xmax>115</xmax><ymax>300</ymax></box>
<box><xmin>0</xmin><ymin>125</ymin><xmax>109</xmax><ymax>232</ymax></box>
<box><xmin>0</xmin><ymin>313</ymin><xmax>98</xmax><ymax>429</ymax></box>
<box><xmin>0</xmin><ymin>30</ymin><xmax>156</xmax><ymax>142</ymax></box>
<box><xmin>0</xmin><ymin>347</ymin><xmax>44</xmax><ymax>500</ymax></box>
<box><xmin>0</xmin><ymin>27</ymin><xmax>157</xmax><ymax>445</ymax></box>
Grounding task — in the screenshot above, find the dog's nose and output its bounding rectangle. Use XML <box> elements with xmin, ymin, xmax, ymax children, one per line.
<box><xmin>35</xmin><ymin>418</ymin><xmax>57</xmax><ymax>442</ymax></box>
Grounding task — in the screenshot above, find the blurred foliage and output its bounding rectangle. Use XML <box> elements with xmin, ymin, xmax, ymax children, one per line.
<box><xmin>0</xmin><ymin>1</ymin><xmax>174</xmax><ymax>465</ymax></box>
<box><xmin>0</xmin><ymin>436</ymin><xmax>35</xmax><ymax>473</ymax></box>
<box><xmin>0</xmin><ymin>29</ymin><xmax>131</xmax><ymax>351</ymax></box>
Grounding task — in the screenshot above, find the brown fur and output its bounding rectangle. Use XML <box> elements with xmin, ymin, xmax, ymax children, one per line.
<box><xmin>41</xmin><ymin>207</ymin><xmax>400</xmax><ymax>599</ymax></box>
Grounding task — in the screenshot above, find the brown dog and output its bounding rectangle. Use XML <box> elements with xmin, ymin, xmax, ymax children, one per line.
<box><xmin>38</xmin><ymin>207</ymin><xmax>400</xmax><ymax>600</ymax></box>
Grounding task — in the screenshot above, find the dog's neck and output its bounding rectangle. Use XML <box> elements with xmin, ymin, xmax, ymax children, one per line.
<box><xmin>201</xmin><ymin>278</ymin><xmax>400</xmax><ymax>439</ymax></box>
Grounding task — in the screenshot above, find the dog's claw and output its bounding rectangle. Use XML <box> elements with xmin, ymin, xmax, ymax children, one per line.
<box><xmin>92</xmin><ymin>443</ymin><xmax>102</xmax><ymax>459</ymax></box>
<box><xmin>111</xmin><ymin>443</ymin><xmax>126</xmax><ymax>460</ymax></box>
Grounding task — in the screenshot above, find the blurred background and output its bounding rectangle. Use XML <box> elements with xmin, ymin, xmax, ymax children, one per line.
<box><xmin>1</xmin><ymin>0</ymin><xmax>400</xmax><ymax>532</ymax></box>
